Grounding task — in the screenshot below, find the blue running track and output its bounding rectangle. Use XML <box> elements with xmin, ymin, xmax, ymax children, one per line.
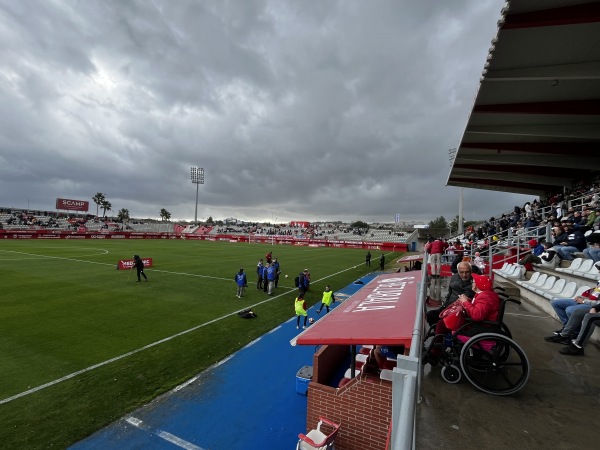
<box><xmin>70</xmin><ymin>273</ymin><xmax>378</xmax><ymax>450</ymax></box>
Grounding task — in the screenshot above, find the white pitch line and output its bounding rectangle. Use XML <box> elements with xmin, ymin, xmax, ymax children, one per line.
<box><xmin>125</xmin><ymin>417</ymin><xmax>205</xmax><ymax>450</ymax></box>
<box><xmin>0</xmin><ymin>259</ymin><xmax>371</xmax><ymax>405</ymax></box>
<box><xmin>0</xmin><ymin>249</ymin><xmax>233</xmax><ymax>282</ymax></box>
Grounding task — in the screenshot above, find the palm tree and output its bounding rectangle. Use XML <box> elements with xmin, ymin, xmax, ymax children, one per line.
<box><xmin>117</xmin><ymin>208</ymin><xmax>130</xmax><ymax>223</ymax></box>
<box><xmin>101</xmin><ymin>200</ymin><xmax>112</xmax><ymax>217</ymax></box>
<box><xmin>92</xmin><ymin>193</ymin><xmax>105</xmax><ymax>217</ymax></box>
<box><xmin>159</xmin><ymin>209</ymin><xmax>171</xmax><ymax>221</ymax></box>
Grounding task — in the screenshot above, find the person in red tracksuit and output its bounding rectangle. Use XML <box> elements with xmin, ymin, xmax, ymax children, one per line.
<box><xmin>426</xmin><ymin>274</ymin><xmax>500</xmax><ymax>363</ymax></box>
<box><xmin>425</xmin><ymin>237</ymin><xmax>448</xmax><ymax>278</ymax></box>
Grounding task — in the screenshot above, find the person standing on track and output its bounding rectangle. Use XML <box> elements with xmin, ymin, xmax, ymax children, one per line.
<box><xmin>316</xmin><ymin>285</ymin><xmax>336</xmax><ymax>314</ymax></box>
<box><xmin>295</xmin><ymin>293</ymin><xmax>308</xmax><ymax>329</ymax></box>
<box><xmin>133</xmin><ymin>255</ymin><xmax>147</xmax><ymax>282</ymax></box>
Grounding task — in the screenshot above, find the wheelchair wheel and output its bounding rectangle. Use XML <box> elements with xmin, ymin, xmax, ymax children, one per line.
<box><xmin>459</xmin><ymin>332</ymin><xmax>529</xmax><ymax>396</ymax></box>
<box><xmin>498</xmin><ymin>322</ymin><xmax>512</xmax><ymax>339</ymax></box>
<box><xmin>441</xmin><ymin>364</ymin><xmax>462</xmax><ymax>384</ymax></box>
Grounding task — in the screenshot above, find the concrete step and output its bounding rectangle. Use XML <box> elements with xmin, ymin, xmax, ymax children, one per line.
<box><xmin>492</xmin><ymin>280</ymin><xmax>520</xmax><ymax>297</ymax></box>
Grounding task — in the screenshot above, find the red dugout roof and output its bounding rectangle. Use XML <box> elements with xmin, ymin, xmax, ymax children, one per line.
<box><xmin>291</xmin><ymin>272</ymin><xmax>421</xmax><ymax>347</ymax></box>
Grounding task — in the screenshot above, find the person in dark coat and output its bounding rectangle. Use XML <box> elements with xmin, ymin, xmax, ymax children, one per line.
<box><xmin>426</xmin><ymin>262</ymin><xmax>474</xmax><ymax>326</ymax></box>
<box><xmin>133</xmin><ymin>255</ymin><xmax>147</xmax><ymax>282</ymax></box>
<box><xmin>552</xmin><ymin>224</ymin><xmax>587</xmax><ymax>260</ymax></box>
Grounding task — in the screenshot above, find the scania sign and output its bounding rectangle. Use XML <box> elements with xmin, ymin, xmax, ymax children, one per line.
<box><xmin>56</xmin><ymin>198</ymin><xmax>89</xmax><ymax>212</ymax></box>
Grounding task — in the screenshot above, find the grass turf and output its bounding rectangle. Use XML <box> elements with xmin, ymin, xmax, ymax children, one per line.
<box><xmin>0</xmin><ymin>238</ymin><xmax>403</xmax><ymax>448</ymax></box>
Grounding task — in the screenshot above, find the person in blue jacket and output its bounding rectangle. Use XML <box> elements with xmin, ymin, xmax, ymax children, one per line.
<box><xmin>298</xmin><ymin>269</ymin><xmax>310</xmax><ymax>295</ymax></box>
<box><xmin>235</xmin><ymin>268</ymin><xmax>247</xmax><ymax>298</ymax></box>
<box><xmin>272</xmin><ymin>258</ymin><xmax>281</xmax><ymax>287</ymax></box>
<box><xmin>266</xmin><ymin>263</ymin><xmax>277</xmax><ymax>295</ymax></box>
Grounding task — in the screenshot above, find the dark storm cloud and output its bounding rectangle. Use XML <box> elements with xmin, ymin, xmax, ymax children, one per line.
<box><xmin>0</xmin><ymin>0</ymin><xmax>531</xmax><ymax>223</ymax></box>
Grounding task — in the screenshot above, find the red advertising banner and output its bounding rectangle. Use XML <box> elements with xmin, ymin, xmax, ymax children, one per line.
<box><xmin>56</xmin><ymin>198</ymin><xmax>89</xmax><ymax>212</ymax></box>
<box><xmin>0</xmin><ymin>230</ymin><xmax>409</xmax><ymax>252</ymax></box>
<box><xmin>117</xmin><ymin>258</ymin><xmax>154</xmax><ymax>270</ymax></box>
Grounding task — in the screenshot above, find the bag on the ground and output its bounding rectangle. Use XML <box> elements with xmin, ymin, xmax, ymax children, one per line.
<box><xmin>238</xmin><ymin>309</ymin><xmax>257</xmax><ymax>319</ymax></box>
<box><xmin>439</xmin><ymin>302</ymin><xmax>467</xmax><ymax>331</ymax></box>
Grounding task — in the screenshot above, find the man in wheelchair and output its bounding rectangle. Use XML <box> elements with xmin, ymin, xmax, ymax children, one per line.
<box><xmin>425</xmin><ymin>274</ymin><xmax>500</xmax><ymax>365</ymax></box>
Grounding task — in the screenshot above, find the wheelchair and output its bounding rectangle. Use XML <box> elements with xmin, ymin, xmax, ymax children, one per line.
<box><xmin>423</xmin><ymin>289</ymin><xmax>530</xmax><ymax>396</ymax></box>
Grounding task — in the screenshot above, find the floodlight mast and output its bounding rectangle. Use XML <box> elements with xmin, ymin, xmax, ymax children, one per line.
<box><xmin>190</xmin><ymin>167</ymin><xmax>205</xmax><ymax>224</ymax></box>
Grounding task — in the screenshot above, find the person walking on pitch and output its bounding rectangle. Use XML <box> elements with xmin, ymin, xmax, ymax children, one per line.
<box><xmin>133</xmin><ymin>255</ymin><xmax>147</xmax><ymax>282</ymax></box>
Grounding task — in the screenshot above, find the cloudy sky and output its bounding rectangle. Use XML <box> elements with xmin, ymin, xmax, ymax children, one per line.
<box><xmin>0</xmin><ymin>0</ymin><xmax>532</xmax><ymax>224</ymax></box>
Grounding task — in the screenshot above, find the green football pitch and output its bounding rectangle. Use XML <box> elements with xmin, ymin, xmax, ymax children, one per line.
<box><xmin>0</xmin><ymin>238</ymin><xmax>403</xmax><ymax>448</ymax></box>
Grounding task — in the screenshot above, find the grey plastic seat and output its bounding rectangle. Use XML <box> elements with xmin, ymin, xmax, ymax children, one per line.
<box><xmin>550</xmin><ymin>281</ymin><xmax>577</xmax><ymax>301</ymax></box>
<box><xmin>517</xmin><ymin>271</ymin><xmax>541</xmax><ymax>287</ymax></box>
<box><xmin>570</xmin><ymin>259</ymin><xmax>594</xmax><ymax>276</ymax></box>
<box><xmin>534</xmin><ymin>276</ymin><xmax>556</xmax><ymax>296</ymax></box>
<box><xmin>542</xmin><ymin>279</ymin><xmax>566</xmax><ymax>300</ymax></box>
<box><xmin>556</xmin><ymin>258</ymin><xmax>583</xmax><ymax>274</ymax></box>
<box><xmin>521</xmin><ymin>273</ymin><xmax>547</xmax><ymax>292</ymax></box>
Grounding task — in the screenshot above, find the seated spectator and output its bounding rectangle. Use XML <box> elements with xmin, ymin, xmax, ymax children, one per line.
<box><xmin>539</xmin><ymin>242</ymin><xmax>559</xmax><ymax>268</ymax></box>
<box><xmin>518</xmin><ymin>239</ymin><xmax>545</xmax><ymax>271</ymax></box>
<box><xmin>374</xmin><ymin>345</ymin><xmax>404</xmax><ymax>369</ymax></box>
<box><xmin>426</xmin><ymin>262</ymin><xmax>474</xmax><ymax>326</ymax></box>
<box><xmin>426</xmin><ymin>274</ymin><xmax>500</xmax><ymax>363</ymax></box>
<box><xmin>583</xmin><ymin>230</ymin><xmax>600</xmax><ymax>265</ymax></box>
<box><xmin>559</xmin><ymin>306</ymin><xmax>600</xmax><ymax>356</ymax></box>
<box><xmin>544</xmin><ymin>280</ymin><xmax>600</xmax><ymax>343</ymax></box>
<box><xmin>552</xmin><ymin>223</ymin><xmax>587</xmax><ymax>261</ymax></box>
<box><xmin>547</xmin><ymin>302</ymin><xmax>598</xmax><ymax>348</ymax></box>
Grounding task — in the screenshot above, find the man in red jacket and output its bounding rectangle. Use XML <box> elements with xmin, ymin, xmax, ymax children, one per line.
<box><xmin>425</xmin><ymin>237</ymin><xmax>449</xmax><ymax>278</ymax></box>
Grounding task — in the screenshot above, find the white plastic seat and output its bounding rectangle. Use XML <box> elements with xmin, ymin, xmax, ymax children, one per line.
<box><xmin>551</xmin><ymin>281</ymin><xmax>578</xmax><ymax>301</ymax></box>
<box><xmin>542</xmin><ymin>279</ymin><xmax>566</xmax><ymax>300</ymax></box>
<box><xmin>507</xmin><ymin>265</ymin><xmax>526</xmax><ymax>280</ymax></box>
<box><xmin>495</xmin><ymin>263</ymin><xmax>514</xmax><ymax>276</ymax></box>
<box><xmin>498</xmin><ymin>264</ymin><xmax>519</xmax><ymax>277</ymax></box>
<box><xmin>570</xmin><ymin>259</ymin><xmax>594</xmax><ymax>276</ymax></box>
<box><xmin>522</xmin><ymin>273</ymin><xmax>548</xmax><ymax>292</ymax></box>
<box><xmin>534</xmin><ymin>276</ymin><xmax>556</xmax><ymax>296</ymax></box>
<box><xmin>355</xmin><ymin>353</ymin><xmax>369</xmax><ymax>365</ymax></box>
<box><xmin>517</xmin><ymin>271</ymin><xmax>541</xmax><ymax>287</ymax></box>
<box><xmin>556</xmin><ymin>258</ymin><xmax>583</xmax><ymax>274</ymax></box>
<box><xmin>581</xmin><ymin>263</ymin><xmax>600</xmax><ymax>280</ymax></box>
<box><xmin>573</xmin><ymin>285</ymin><xmax>593</xmax><ymax>298</ymax></box>
<box><xmin>297</xmin><ymin>417</ymin><xmax>341</xmax><ymax>450</ymax></box>
<box><xmin>344</xmin><ymin>367</ymin><xmax>361</xmax><ymax>379</ymax></box>
<box><xmin>493</xmin><ymin>262</ymin><xmax>510</xmax><ymax>275</ymax></box>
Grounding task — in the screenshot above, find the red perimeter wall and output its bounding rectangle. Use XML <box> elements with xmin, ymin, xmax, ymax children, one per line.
<box><xmin>0</xmin><ymin>230</ymin><xmax>409</xmax><ymax>251</ymax></box>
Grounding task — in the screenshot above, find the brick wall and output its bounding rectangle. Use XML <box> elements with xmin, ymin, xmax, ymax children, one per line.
<box><xmin>304</xmin><ymin>345</ymin><xmax>393</xmax><ymax>450</ymax></box>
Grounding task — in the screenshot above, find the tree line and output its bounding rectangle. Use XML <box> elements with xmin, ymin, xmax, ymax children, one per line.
<box><xmin>92</xmin><ymin>193</ymin><xmax>171</xmax><ymax>222</ymax></box>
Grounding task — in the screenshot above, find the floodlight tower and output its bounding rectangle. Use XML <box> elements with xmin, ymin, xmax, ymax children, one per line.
<box><xmin>448</xmin><ymin>148</ymin><xmax>463</xmax><ymax>235</ymax></box>
<box><xmin>190</xmin><ymin>167</ymin><xmax>205</xmax><ymax>224</ymax></box>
